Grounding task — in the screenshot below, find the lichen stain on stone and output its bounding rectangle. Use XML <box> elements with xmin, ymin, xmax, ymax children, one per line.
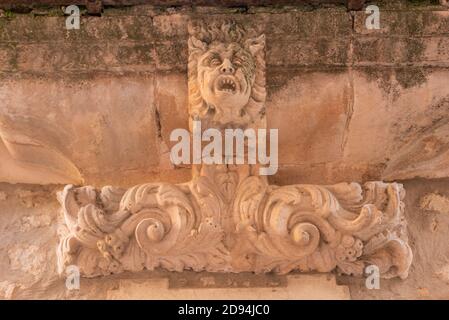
<box><xmin>391</xmin><ymin>96</ymin><xmax>449</xmax><ymax>145</ymax></box>
<box><xmin>266</xmin><ymin>68</ymin><xmax>347</xmax><ymax>97</ymax></box>
<box><xmin>407</xmin><ymin>0</ymin><xmax>441</xmax><ymax>6</ymax></box>
<box><xmin>420</xmin><ymin>192</ymin><xmax>449</xmax><ymax>214</ymax></box>
<box><xmin>395</xmin><ymin>67</ymin><xmax>429</xmax><ymax>89</ymax></box>
<box><xmin>405</xmin><ymin>38</ymin><xmax>426</xmax><ymax>62</ymax></box>
<box><xmin>359</xmin><ymin>67</ymin><xmax>393</xmax><ymax>96</ymax></box>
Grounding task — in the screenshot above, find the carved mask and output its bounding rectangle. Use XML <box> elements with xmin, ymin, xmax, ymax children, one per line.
<box><xmin>188</xmin><ymin>21</ymin><xmax>265</xmax><ymax>129</ymax></box>
<box><xmin>197</xmin><ymin>42</ymin><xmax>255</xmax><ymax>118</ymax></box>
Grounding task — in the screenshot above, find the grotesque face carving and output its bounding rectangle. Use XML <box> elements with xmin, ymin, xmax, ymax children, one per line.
<box><xmin>188</xmin><ymin>21</ymin><xmax>266</xmax><ymax>129</ymax></box>
<box><xmin>197</xmin><ymin>42</ymin><xmax>255</xmax><ymax>114</ymax></box>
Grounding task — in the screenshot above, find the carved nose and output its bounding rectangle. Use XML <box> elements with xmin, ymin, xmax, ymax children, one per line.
<box><xmin>220</xmin><ymin>59</ymin><xmax>235</xmax><ymax>74</ymax></box>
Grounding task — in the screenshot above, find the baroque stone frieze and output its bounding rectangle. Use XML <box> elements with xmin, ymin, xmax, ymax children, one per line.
<box><xmin>57</xmin><ymin>20</ymin><xmax>412</xmax><ymax>279</ymax></box>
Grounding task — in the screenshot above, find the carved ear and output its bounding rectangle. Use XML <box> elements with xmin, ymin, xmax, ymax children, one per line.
<box><xmin>188</xmin><ymin>36</ymin><xmax>207</xmax><ymax>52</ymax></box>
<box><xmin>245</xmin><ymin>34</ymin><xmax>265</xmax><ymax>56</ymax></box>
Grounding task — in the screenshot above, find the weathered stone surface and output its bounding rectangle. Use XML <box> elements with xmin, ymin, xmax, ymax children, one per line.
<box><xmin>267</xmin><ymin>71</ymin><xmax>351</xmax><ymax>165</ymax></box>
<box><xmin>420</xmin><ymin>192</ymin><xmax>449</xmax><ymax>213</ymax></box>
<box><xmin>0</xmin><ymin>4</ymin><xmax>449</xmax><ymax>300</ymax></box>
<box><xmin>154</xmin><ymin>73</ymin><xmax>189</xmax><ymax>153</ymax></box>
<box><xmin>352</xmin><ymin>37</ymin><xmax>449</xmax><ymax>66</ymax></box>
<box><xmin>343</xmin><ymin>69</ymin><xmax>449</xmax><ymax>181</ymax></box>
<box><xmin>347</xmin><ymin>177</ymin><xmax>449</xmax><ymax>300</ymax></box>
<box><xmin>263</xmin><ymin>9</ymin><xmax>352</xmax><ymax>38</ymax></box>
<box><xmin>353</xmin><ymin>9</ymin><xmax>449</xmax><ymax>36</ymax></box>
<box><xmin>0</xmin><ymin>75</ymin><xmax>163</xmax><ymax>185</ymax></box>
<box><xmin>53</xmin><ymin>20</ymin><xmax>411</xmax><ymax>285</ymax></box>
<box><xmin>267</xmin><ymin>39</ymin><xmax>350</xmax><ymax>66</ymax></box>
<box><xmin>105</xmin><ymin>274</ymin><xmax>351</xmax><ymax>300</ymax></box>
<box><xmin>1</xmin><ymin>178</ymin><xmax>448</xmax><ymax>299</ymax></box>
<box><xmin>1</xmin><ymin>7</ymin><xmax>448</xmax><ymax>185</ymax></box>
<box><xmin>0</xmin><ymin>42</ymin><xmax>156</xmax><ymax>72</ymax></box>
<box><xmin>0</xmin><ymin>16</ymin><xmax>156</xmax><ymax>42</ymax></box>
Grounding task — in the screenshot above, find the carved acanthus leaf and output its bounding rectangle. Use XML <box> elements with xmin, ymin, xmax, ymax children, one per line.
<box><xmin>56</xmin><ymin>20</ymin><xmax>412</xmax><ymax>280</ymax></box>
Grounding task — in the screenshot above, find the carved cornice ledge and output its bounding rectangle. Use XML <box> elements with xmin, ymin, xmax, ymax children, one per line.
<box><xmin>56</xmin><ymin>20</ymin><xmax>412</xmax><ymax>279</ymax></box>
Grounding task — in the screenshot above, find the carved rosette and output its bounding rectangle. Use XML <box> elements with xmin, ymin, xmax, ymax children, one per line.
<box><xmin>56</xmin><ymin>20</ymin><xmax>412</xmax><ymax>279</ymax></box>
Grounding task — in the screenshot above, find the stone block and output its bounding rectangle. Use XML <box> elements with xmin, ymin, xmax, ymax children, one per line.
<box><xmin>267</xmin><ymin>70</ymin><xmax>351</xmax><ymax>165</ymax></box>
<box><xmin>0</xmin><ymin>75</ymin><xmax>161</xmax><ymax>185</ymax></box>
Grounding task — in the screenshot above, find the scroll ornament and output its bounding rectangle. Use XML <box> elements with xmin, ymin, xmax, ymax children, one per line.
<box><xmin>57</xmin><ymin>20</ymin><xmax>412</xmax><ymax>279</ymax></box>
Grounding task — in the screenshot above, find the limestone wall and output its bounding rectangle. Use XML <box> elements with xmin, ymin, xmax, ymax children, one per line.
<box><xmin>1</xmin><ymin>2</ymin><xmax>449</xmax><ymax>186</ymax></box>
<box><xmin>1</xmin><ymin>178</ymin><xmax>449</xmax><ymax>299</ymax></box>
<box><xmin>1</xmin><ymin>1</ymin><xmax>449</xmax><ymax>300</ymax></box>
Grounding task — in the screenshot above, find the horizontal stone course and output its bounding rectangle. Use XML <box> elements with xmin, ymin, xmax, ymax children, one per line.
<box><xmin>353</xmin><ymin>9</ymin><xmax>449</xmax><ymax>36</ymax></box>
<box><xmin>352</xmin><ymin>36</ymin><xmax>449</xmax><ymax>65</ymax></box>
<box><xmin>1</xmin><ymin>9</ymin><xmax>448</xmax><ymax>72</ymax></box>
<box><xmin>1</xmin><ymin>7</ymin><xmax>449</xmax><ymax>185</ymax></box>
<box><xmin>0</xmin><ymin>16</ymin><xmax>155</xmax><ymax>43</ymax></box>
<box><xmin>0</xmin><ymin>42</ymin><xmax>156</xmax><ymax>72</ymax></box>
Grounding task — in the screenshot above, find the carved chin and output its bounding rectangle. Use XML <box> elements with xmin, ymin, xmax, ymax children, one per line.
<box><xmin>207</xmin><ymin>93</ymin><xmax>250</xmax><ymax>111</ymax></box>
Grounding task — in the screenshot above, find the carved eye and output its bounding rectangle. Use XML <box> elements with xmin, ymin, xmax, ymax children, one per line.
<box><xmin>210</xmin><ymin>57</ymin><xmax>221</xmax><ymax>66</ymax></box>
<box><xmin>233</xmin><ymin>58</ymin><xmax>243</xmax><ymax>66</ymax></box>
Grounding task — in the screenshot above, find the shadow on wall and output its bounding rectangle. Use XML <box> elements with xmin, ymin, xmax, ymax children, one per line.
<box><xmin>0</xmin><ymin>114</ymin><xmax>83</xmax><ymax>185</ymax></box>
<box><xmin>383</xmin><ymin>96</ymin><xmax>449</xmax><ymax>181</ymax></box>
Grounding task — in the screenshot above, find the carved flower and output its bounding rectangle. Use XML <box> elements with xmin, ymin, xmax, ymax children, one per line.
<box><xmin>97</xmin><ymin>233</ymin><xmax>126</xmax><ymax>262</ymax></box>
<box><xmin>104</xmin><ymin>234</ymin><xmax>126</xmax><ymax>258</ymax></box>
<box><xmin>336</xmin><ymin>235</ymin><xmax>363</xmax><ymax>262</ymax></box>
<box><xmin>97</xmin><ymin>239</ymin><xmax>112</xmax><ymax>260</ymax></box>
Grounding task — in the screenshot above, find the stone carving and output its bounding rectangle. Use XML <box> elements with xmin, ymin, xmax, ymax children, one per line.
<box><xmin>187</xmin><ymin>21</ymin><xmax>266</xmax><ymax>130</ymax></box>
<box><xmin>57</xmin><ymin>20</ymin><xmax>412</xmax><ymax>279</ymax></box>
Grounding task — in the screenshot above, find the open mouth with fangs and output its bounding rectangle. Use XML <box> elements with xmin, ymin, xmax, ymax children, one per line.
<box><xmin>216</xmin><ymin>77</ymin><xmax>237</xmax><ymax>93</ymax></box>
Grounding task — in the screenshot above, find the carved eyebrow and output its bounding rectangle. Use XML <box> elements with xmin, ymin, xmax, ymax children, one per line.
<box><xmin>205</xmin><ymin>51</ymin><xmax>221</xmax><ymax>59</ymax></box>
<box><xmin>201</xmin><ymin>51</ymin><xmax>219</xmax><ymax>63</ymax></box>
<box><xmin>201</xmin><ymin>52</ymin><xmax>222</xmax><ymax>67</ymax></box>
<box><xmin>233</xmin><ymin>52</ymin><xmax>244</xmax><ymax>60</ymax></box>
<box><xmin>233</xmin><ymin>49</ymin><xmax>252</xmax><ymax>63</ymax></box>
